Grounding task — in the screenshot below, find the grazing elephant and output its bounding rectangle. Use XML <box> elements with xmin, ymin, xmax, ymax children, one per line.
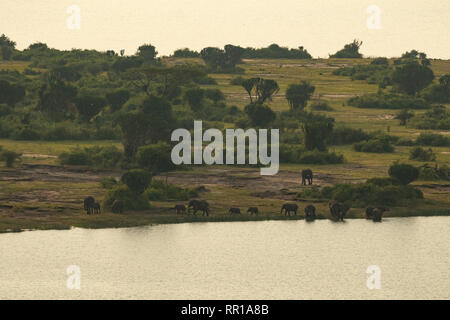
<box><xmin>174</xmin><ymin>204</ymin><xmax>186</xmax><ymax>215</ymax></box>
<box><xmin>304</xmin><ymin>205</ymin><xmax>316</xmax><ymax>221</ymax></box>
<box><xmin>365</xmin><ymin>206</ymin><xmax>375</xmax><ymax>219</ymax></box>
<box><xmin>187</xmin><ymin>200</ymin><xmax>201</xmax><ymax>214</ymax></box>
<box><xmin>189</xmin><ymin>200</ymin><xmax>209</xmax><ymax>216</ymax></box>
<box><xmin>93</xmin><ymin>202</ymin><xmax>101</xmax><ymax>214</ymax></box>
<box><xmin>281</xmin><ymin>203</ymin><xmax>298</xmax><ymax>216</ymax></box>
<box><xmin>330</xmin><ymin>201</ymin><xmax>349</xmax><ymax>221</ymax></box>
<box><xmin>84</xmin><ymin>196</ymin><xmax>95</xmax><ymax>215</ymax></box>
<box><xmin>301</xmin><ymin>169</ymin><xmax>313</xmax><ymax>186</ymax></box>
<box><xmin>372</xmin><ymin>207</ymin><xmax>388</xmax><ymax>222</ymax></box>
<box><xmin>111</xmin><ymin>200</ymin><xmax>124</xmax><ymax>214</ymax></box>
<box><xmin>247</xmin><ymin>207</ymin><xmax>259</xmax><ymax>215</ymax></box>
<box><xmin>229</xmin><ymin>207</ymin><xmax>241</xmax><ymax>215</ymax></box>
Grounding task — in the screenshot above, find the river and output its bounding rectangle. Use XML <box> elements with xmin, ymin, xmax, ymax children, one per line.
<box><xmin>0</xmin><ymin>217</ymin><xmax>449</xmax><ymax>299</ymax></box>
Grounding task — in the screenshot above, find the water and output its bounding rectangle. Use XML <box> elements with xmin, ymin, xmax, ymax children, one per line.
<box><xmin>0</xmin><ymin>217</ymin><xmax>449</xmax><ymax>299</ymax></box>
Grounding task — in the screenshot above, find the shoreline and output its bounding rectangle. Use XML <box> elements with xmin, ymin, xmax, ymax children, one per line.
<box><xmin>1</xmin><ymin>208</ymin><xmax>449</xmax><ymax>234</ymax></box>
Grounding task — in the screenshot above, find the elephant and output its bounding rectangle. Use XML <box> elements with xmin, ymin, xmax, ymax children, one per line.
<box><xmin>329</xmin><ymin>201</ymin><xmax>349</xmax><ymax>221</ymax></box>
<box><xmin>84</xmin><ymin>196</ymin><xmax>95</xmax><ymax>215</ymax></box>
<box><xmin>281</xmin><ymin>203</ymin><xmax>298</xmax><ymax>216</ymax></box>
<box><xmin>372</xmin><ymin>207</ymin><xmax>388</xmax><ymax>222</ymax></box>
<box><xmin>304</xmin><ymin>205</ymin><xmax>316</xmax><ymax>221</ymax></box>
<box><xmin>92</xmin><ymin>202</ymin><xmax>101</xmax><ymax>214</ymax></box>
<box><xmin>365</xmin><ymin>206</ymin><xmax>375</xmax><ymax>219</ymax></box>
<box><xmin>301</xmin><ymin>169</ymin><xmax>313</xmax><ymax>186</ymax></box>
<box><xmin>229</xmin><ymin>207</ymin><xmax>241</xmax><ymax>215</ymax></box>
<box><xmin>247</xmin><ymin>207</ymin><xmax>259</xmax><ymax>215</ymax></box>
<box><xmin>111</xmin><ymin>200</ymin><xmax>124</xmax><ymax>214</ymax></box>
<box><xmin>189</xmin><ymin>200</ymin><xmax>209</xmax><ymax>216</ymax></box>
<box><xmin>174</xmin><ymin>204</ymin><xmax>186</xmax><ymax>214</ymax></box>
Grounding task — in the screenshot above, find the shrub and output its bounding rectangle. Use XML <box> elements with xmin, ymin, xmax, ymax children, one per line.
<box><xmin>103</xmin><ymin>184</ymin><xmax>150</xmax><ymax>211</ymax></box>
<box><xmin>388</xmin><ymin>163</ymin><xmax>419</xmax><ymax>185</ymax></box>
<box><xmin>144</xmin><ymin>179</ymin><xmax>198</xmax><ymax>201</ymax></box>
<box><xmin>305</xmin><ymin>181</ymin><xmax>423</xmax><ymax>207</ymax></box>
<box><xmin>328</xmin><ymin>127</ymin><xmax>370</xmax><ymax>145</ymax></box>
<box><xmin>309</xmin><ymin>101</ymin><xmax>333</xmax><ymax>111</ymax></box>
<box><xmin>409</xmin><ymin>105</ymin><xmax>450</xmax><ymax>130</ymax></box>
<box><xmin>416</xmin><ymin>133</ymin><xmax>450</xmax><ymax>147</ymax></box>
<box><xmin>121</xmin><ymin>169</ymin><xmax>152</xmax><ymax>194</ymax></box>
<box><xmin>59</xmin><ymin>146</ymin><xmax>123</xmax><ymax>168</ymax></box>
<box><xmin>353</xmin><ymin>136</ymin><xmax>395</xmax><ymax>153</ymax></box>
<box><xmin>348</xmin><ymin>93</ymin><xmax>429</xmax><ymax>110</ymax></box>
<box><xmin>100</xmin><ymin>177</ymin><xmax>118</xmax><ymax>189</ymax></box>
<box><xmin>297</xmin><ymin>150</ymin><xmax>344</xmax><ymax>164</ymax></box>
<box><xmin>419</xmin><ymin>164</ymin><xmax>450</xmax><ymax>181</ymax></box>
<box><xmin>409</xmin><ymin>147</ymin><xmax>436</xmax><ymax>161</ymax></box>
<box><xmin>136</xmin><ymin>142</ymin><xmax>175</xmax><ymax>175</ymax></box>
<box><xmin>0</xmin><ymin>149</ymin><xmax>21</xmax><ymax>167</ymax></box>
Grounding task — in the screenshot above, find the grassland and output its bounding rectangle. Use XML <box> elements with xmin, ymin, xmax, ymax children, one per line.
<box><xmin>0</xmin><ymin>57</ymin><xmax>449</xmax><ymax>233</ymax></box>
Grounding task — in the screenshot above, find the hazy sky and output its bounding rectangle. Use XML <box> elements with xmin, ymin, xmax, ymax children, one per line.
<box><xmin>1</xmin><ymin>0</ymin><xmax>449</xmax><ymax>58</ymax></box>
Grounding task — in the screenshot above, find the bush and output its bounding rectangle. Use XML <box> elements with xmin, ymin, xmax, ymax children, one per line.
<box><xmin>309</xmin><ymin>101</ymin><xmax>333</xmax><ymax>111</ymax></box>
<box><xmin>416</xmin><ymin>133</ymin><xmax>450</xmax><ymax>147</ymax></box>
<box><xmin>419</xmin><ymin>164</ymin><xmax>450</xmax><ymax>181</ymax></box>
<box><xmin>103</xmin><ymin>184</ymin><xmax>150</xmax><ymax>211</ymax></box>
<box><xmin>121</xmin><ymin>169</ymin><xmax>152</xmax><ymax>194</ymax></box>
<box><xmin>144</xmin><ymin>179</ymin><xmax>198</xmax><ymax>201</ymax></box>
<box><xmin>409</xmin><ymin>105</ymin><xmax>450</xmax><ymax>130</ymax></box>
<box><xmin>59</xmin><ymin>146</ymin><xmax>123</xmax><ymax>168</ymax></box>
<box><xmin>348</xmin><ymin>93</ymin><xmax>429</xmax><ymax>110</ymax></box>
<box><xmin>303</xmin><ymin>181</ymin><xmax>423</xmax><ymax>207</ymax></box>
<box><xmin>388</xmin><ymin>163</ymin><xmax>419</xmax><ymax>185</ymax></box>
<box><xmin>353</xmin><ymin>136</ymin><xmax>395</xmax><ymax>153</ymax></box>
<box><xmin>409</xmin><ymin>147</ymin><xmax>436</xmax><ymax>161</ymax></box>
<box><xmin>100</xmin><ymin>177</ymin><xmax>118</xmax><ymax>189</ymax></box>
<box><xmin>136</xmin><ymin>142</ymin><xmax>175</xmax><ymax>175</ymax></box>
<box><xmin>328</xmin><ymin>127</ymin><xmax>370</xmax><ymax>145</ymax></box>
<box><xmin>0</xmin><ymin>149</ymin><xmax>21</xmax><ymax>167</ymax></box>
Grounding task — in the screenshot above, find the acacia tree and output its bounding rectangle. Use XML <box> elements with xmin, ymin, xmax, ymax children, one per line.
<box><xmin>395</xmin><ymin>109</ymin><xmax>414</xmax><ymax>126</ymax></box>
<box><xmin>137</xmin><ymin>44</ymin><xmax>158</xmax><ymax>62</ymax></box>
<box><xmin>285</xmin><ymin>81</ymin><xmax>315</xmax><ymax>110</ymax></box>
<box><xmin>241</xmin><ymin>78</ymin><xmax>279</xmax><ymax>104</ymax></box>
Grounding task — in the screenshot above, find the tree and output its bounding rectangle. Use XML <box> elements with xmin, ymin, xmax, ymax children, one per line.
<box><xmin>106</xmin><ymin>89</ymin><xmax>130</xmax><ymax>112</ymax></box>
<box><xmin>285</xmin><ymin>82</ymin><xmax>315</xmax><ymax>110</ymax></box>
<box><xmin>75</xmin><ymin>95</ymin><xmax>107</xmax><ymax>121</ymax></box>
<box><xmin>241</xmin><ymin>78</ymin><xmax>279</xmax><ymax>104</ymax></box>
<box><xmin>136</xmin><ymin>142</ymin><xmax>175</xmax><ymax>175</ymax></box>
<box><xmin>301</xmin><ymin>113</ymin><xmax>335</xmax><ymax>151</ymax></box>
<box><xmin>50</xmin><ymin>65</ymin><xmax>82</xmax><ymax>82</ymax></box>
<box><xmin>0</xmin><ymin>80</ymin><xmax>26</xmax><ymax>106</ymax></box>
<box><xmin>37</xmin><ymin>79</ymin><xmax>77</xmax><ymax>121</ymax></box>
<box><xmin>200</xmin><ymin>45</ymin><xmax>244</xmax><ymax>72</ymax></box>
<box><xmin>330</xmin><ymin>40</ymin><xmax>363</xmax><ymax>58</ymax></box>
<box><xmin>121</xmin><ymin>169</ymin><xmax>152</xmax><ymax>194</ymax></box>
<box><xmin>388</xmin><ymin>163</ymin><xmax>419</xmax><ymax>185</ymax></box>
<box><xmin>204</xmin><ymin>89</ymin><xmax>225</xmax><ymax>104</ymax></box>
<box><xmin>0</xmin><ymin>34</ymin><xmax>16</xmax><ymax>61</ymax></box>
<box><xmin>0</xmin><ymin>149</ymin><xmax>21</xmax><ymax>167</ymax></box>
<box><xmin>117</xmin><ymin>95</ymin><xmax>174</xmax><ymax>158</ymax></box>
<box><xmin>392</xmin><ymin>61</ymin><xmax>434</xmax><ymax>95</ymax></box>
<box><xmin>395</xmin><ymin>109</ymin><xmax>414</xmax><ymax>126</ymax></box>
<box><xmin>184</xmin><ymin>88</ymin><xmax>204</xmax><ymax>111</ymax></box>
<box><xmin>244</xmin><ymin>103</ymin><xmax>276</xmax><ymax>127</ymax></box>
<box><xmin>137</xmin><ymin>44</ymin><xmax>158</xmax><ymax>62</ymax></box>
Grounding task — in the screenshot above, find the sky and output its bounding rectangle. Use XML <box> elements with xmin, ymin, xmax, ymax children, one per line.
<box><xmin>1</xmin><ymin>0</ymin><xmax>449</xmax><ymax>58</ymax></box>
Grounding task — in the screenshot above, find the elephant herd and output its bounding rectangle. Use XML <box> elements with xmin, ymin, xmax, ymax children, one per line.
<box><xmin>83</xmin><ymin>169</ymin><xmax>389</xmax><ymax>222</ymax></box>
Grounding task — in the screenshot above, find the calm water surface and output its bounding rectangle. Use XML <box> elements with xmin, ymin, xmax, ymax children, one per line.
<box><xmin>0</xmin><ymin>217</ymin><xmax>449</xmax><ymax>299</ymax></box>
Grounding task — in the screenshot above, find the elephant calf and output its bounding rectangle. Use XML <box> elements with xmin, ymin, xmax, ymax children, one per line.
<box><xmin>281</xmin><ymin>203</ymin><xmax>298</xmax><ymax>216</ymax></box>
<box><xmin>247</xmin><ymin>207</ymin><xmax>259</xmax><ymax>215</ymax></box>
<box><xmin>174</xmin><ymin>204</ymin><xmax>186</xmax><ymax>214</ymax></box>
<box><xmin>112</xmin><ymin>200</ymin><xmax>124</xmax><ymax>214</ymax></box>
<box><xmin>304</xmin><ymin>205</ymin><xmax>316</xmax><ymax>221</ymax></box>
<box><xmin>229</xmin><ymin>207</ymin><xmax>241</xmax><ymax>215</ymax></box>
